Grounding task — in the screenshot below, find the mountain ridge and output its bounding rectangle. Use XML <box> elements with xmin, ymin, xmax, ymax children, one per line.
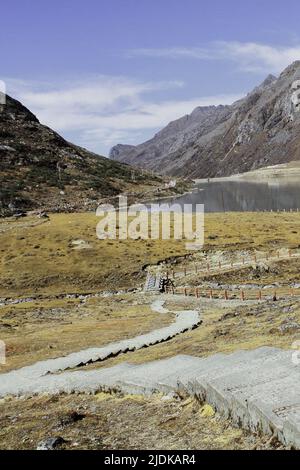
<box><xmin>0</xmin><ymin>94</ymin><xmax>161</xmax><ymax>216</ymax></box>
<box><xmin>110</xmin><ymin>61</ymin><xmax>300</xmax><ymax>177</ymax></box>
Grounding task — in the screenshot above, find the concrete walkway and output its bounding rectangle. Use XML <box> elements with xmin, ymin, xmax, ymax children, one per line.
<box><xmin>144</xmin><ymin>273</ymin><xmax>163</xmax><ymax>292</ymax></box>
<box><xmin>1</xmin><ymin>346</ymin><xmax>299</xmax><ymax>448</ymax></box>
<box><xmin>2</xmin><ymin>249</ymin><xmax>300</xmax><ymax>448</ymax></box>
<box><xmin>0</xmin><ymin>299</ymin><xmax>200</xmax><ymax>394</ymax></box>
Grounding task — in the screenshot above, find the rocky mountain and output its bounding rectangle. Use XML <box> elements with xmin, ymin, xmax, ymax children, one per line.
<box><xmin>110</xmin><ymin>61</ymin><xmax>300</xmax><ymax>178</ymax></box>
<box><xmin>0</xmin><ymin>94</ymin><xmax>160</xmax><ymax>216</ymax></box>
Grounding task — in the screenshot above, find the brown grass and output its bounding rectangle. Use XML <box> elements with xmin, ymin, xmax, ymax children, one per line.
<box><xmin>0</xmin><ymin>392</ymin><xmax>283</xmax><ymax>450</ymax></box>
<box><xmin>0</xmin><ymin>294</ymin><xmax>172</xmax><ymax>371</ymax></box>
<box><xmin>80</xmin><ymin>295</ymin><xmax>300</xmax><ymax>371</ymax></box>
<box><xmin>1</xmin><ymin>211</ymin><xmax>300</xmax><ymax>370</ymax></box>
<box><xmin>1</xmin><ymin>211</ymin><xmax>300</xmax><ymax>450</ymax></box>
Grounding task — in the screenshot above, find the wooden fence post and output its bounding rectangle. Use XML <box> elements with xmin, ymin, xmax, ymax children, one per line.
<box><xmin>224</xmin><ymin>290</ymin><xmax>228</xmax><ymax>300</ymax></box>
<box><xmin>258</xmin><ymin>290</ymin><xmax>262</xmax><ymax>301</ymax></box>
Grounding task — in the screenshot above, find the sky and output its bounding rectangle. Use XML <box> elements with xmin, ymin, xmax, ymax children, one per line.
<box><xmin>1</xmin><ymin>0</ymin><xmax>300</xmax><ymax>156</ymax></box>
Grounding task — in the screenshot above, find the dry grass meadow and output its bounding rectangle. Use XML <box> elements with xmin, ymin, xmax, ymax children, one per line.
<box><xmin>1</xmin><ymin>210</ymin><xmax>300</xmax><ymax>449</ymax></box>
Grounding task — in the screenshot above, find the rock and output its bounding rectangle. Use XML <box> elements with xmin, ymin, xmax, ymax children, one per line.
<box><xmin>161</xmin><ymin>393</ymin><xmax>176</xmax><ymax>401</ymax></box>
<box><xmin>278</xmin><ymin>321</ymin><xmax>300</xmax><ymax>334</ymax></box>
<box><xmin>213</xmin><ymin>327</ymin><xmax>230</xmax><ymax>338</ymax></box>
<box><xmin>70</xmin><ymin>239</ymin><xmax>93</xmax><ymax>250</ymax></box>
<box><xmin>37</xmin><ymin>212</ymin><xmax>49</xmax><ymax>219</ymax></box>
<box><xmin>219</xmin><ymin>311</ymin><xmax>238</xmax><ymax>321</ymax></box>
<box><xmin>59</xmin><ymin>410</ymin><xmax>85</xmax><ymax>427</ymax></box>
<box><xmin>37</xmin><ymin>436</ymin><xmax>66</xmax><ymax>450</ymax></box>
<box><xmin>0</xmin><ymin>144</ymin><xmax>16</xmax><ymax>152</ymax></box>
<box><xmin>250</xmin><ymin>262</ymin><xmax>270</xmax><ymax>279</ymax></box>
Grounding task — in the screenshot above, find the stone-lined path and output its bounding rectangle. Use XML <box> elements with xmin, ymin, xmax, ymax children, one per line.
<box><xmin>2</xmin><ymin>247</ymin><xmax>300</xmax><ymax>448</ymax></box>
<box><xmin>144</xmin><ymin>273</ymin><xmax>163</xmax><ymax>292</ymax></box>
<box><xmin>0</xmin><ymin>299</ymin><xmax>200</xmax><ymax>394</ymax></box>
<box><xmin>1</xmin><ymin>345</ymin><xmax>299</xmax><ymax>448</ymax></box>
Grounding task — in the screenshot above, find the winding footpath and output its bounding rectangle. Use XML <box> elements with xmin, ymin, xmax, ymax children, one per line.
<box><xmin>0</xmin><ymin>300</ymin><xmax>200</xmax><ymax>396</ymax></box>
<box><xmin>1</xmin><ymin>250</ymin><xmax>300</xmax><ymax>448</ymax></box>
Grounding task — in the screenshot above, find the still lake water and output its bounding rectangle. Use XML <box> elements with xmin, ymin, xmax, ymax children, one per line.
<box><xmin>159</xmin><ymin>180</ymin><xmax>300</xmax><ymax>212</ymax></box>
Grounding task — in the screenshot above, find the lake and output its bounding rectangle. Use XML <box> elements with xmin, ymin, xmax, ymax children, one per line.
<box><xmin>157</xmin><ymin>179</ymin><xmax>300</xmax><ymax>212</ymax></box>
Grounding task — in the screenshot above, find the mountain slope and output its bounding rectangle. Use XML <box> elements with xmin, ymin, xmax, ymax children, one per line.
<box><xmin>0</xmin><ymin>94</ymin><xmax>160</xmax><ymax>216</ymax></box>
<box><xmin>110</xmin><ymin>62</ymin><xmax>300</xmax><ymax>178</ymax></box>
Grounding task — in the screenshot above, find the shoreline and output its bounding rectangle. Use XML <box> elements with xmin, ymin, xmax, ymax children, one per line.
<box><xmin>194</xmin><ymin>161</ymin><xmax>300</xmax><ymax>184</ymax></box>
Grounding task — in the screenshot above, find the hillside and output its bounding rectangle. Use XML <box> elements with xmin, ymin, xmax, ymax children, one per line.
<box><xmin>110</xmin><ymin>61</ymin><xmax>300</xmax><ymax>178</ymax></box>
<box><xmin>0</xmin><ymin>94</ymin><xmax>161</xmax><ymax>216</ymax></box>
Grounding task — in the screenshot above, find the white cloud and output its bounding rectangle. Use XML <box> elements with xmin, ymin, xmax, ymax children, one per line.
<box><xmin>7</xmin><ymin>76</ymin><xmax>184</xmax><ymax>117</ymax></box>
<box><xmin>5</xmin><ymin>76</ymin><xmax>241</xmax><ymax>155</ymax></box>
<box><xmin>127</xmin><ymin>41</ymin><xmax>300</xmax><ymax>74</ymax></box>
<box><xmin>218</xmin><ymin>41</ymin><xmax>300</xmax><ymax>73</ymax></box>
<box><xmin>126</xmin><ymin>47</ymin><xmax>211</xmax><ymax>60</ymax></box>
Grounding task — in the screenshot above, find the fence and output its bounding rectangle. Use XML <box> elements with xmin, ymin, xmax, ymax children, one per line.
<box><xmin>163</xmin><ymin>248</ymin><xmax>297</xmax><ymax>280</ymax></box>
<box><xmin>165</xmin><ymin>285</ymin><xmax>299</xmax><ymax>301</ymax></box>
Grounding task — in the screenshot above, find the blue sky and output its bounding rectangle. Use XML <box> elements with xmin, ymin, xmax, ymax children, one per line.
<box><xmin>1</xmin><ymin>0</ymin><xmax>300</xmax><ymax>155</ymax></box>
